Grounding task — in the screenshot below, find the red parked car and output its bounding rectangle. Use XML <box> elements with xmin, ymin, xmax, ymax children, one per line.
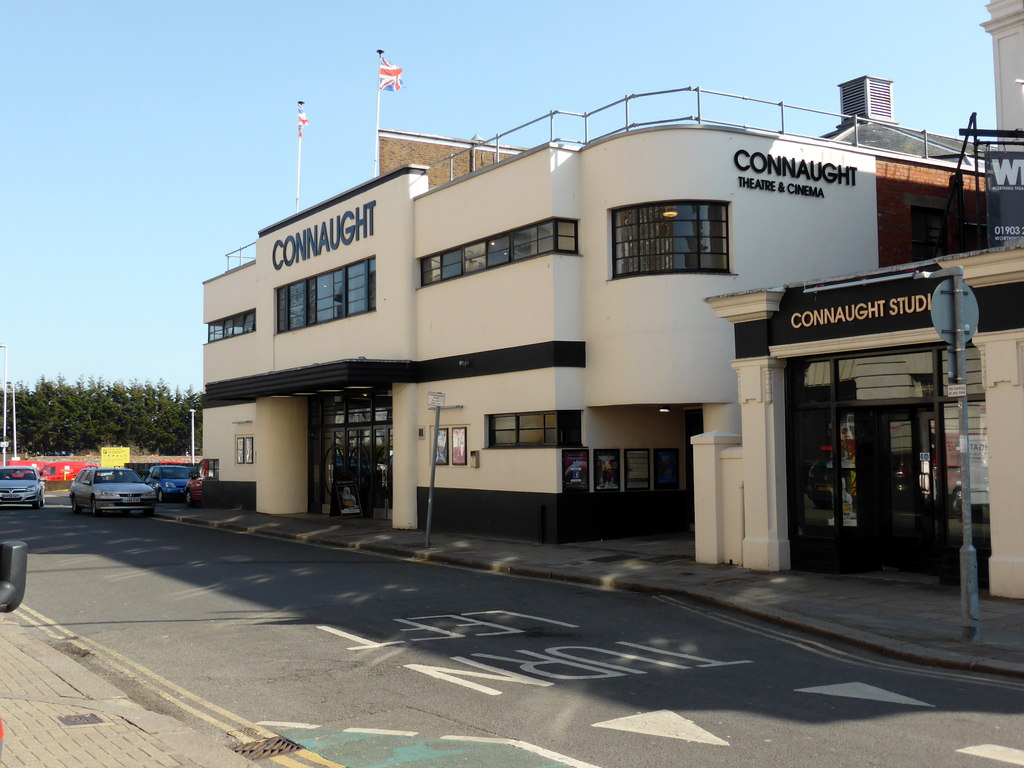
<box><xmin>184</xmin><ymin>472</ymin><xmax>203</xmax><ymax>507</ymax></box>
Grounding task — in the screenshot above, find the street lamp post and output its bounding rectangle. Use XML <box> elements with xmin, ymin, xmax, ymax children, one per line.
<box><xmin>189</xmin><ymin>409</ymin><xmax>196</xmax><ymax>465</ymax></box>
<box><xmin>1</xmin><ymin>345</ymin><xmax>7</xmax><ymax>468</ymax></box>
<box><xmin>10</xmin><ymin>383</ymin><xmax>17</xmax><ymax>460</ymax></box>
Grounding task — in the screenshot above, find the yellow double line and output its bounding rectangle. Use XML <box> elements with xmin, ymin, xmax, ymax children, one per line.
<box><xmin>16</xmin><ymin>605</ymin><xmax>346</xmax><ymax>767</ymax></box>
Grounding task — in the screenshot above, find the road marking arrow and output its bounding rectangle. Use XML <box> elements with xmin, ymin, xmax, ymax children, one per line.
<box><xmin>592</xmin><ymin>710</ymin><xmax>729</xmax><ymax>745</ymax></box>
<box><xmin>795</xmin><ymin>682</ymin><xmax>933</xmax><ymax>707</ymax></box>
<box><xmin>957</xmin><ymin>744</ymin><xmax>1024</xmax><ymax>765</ymax></box>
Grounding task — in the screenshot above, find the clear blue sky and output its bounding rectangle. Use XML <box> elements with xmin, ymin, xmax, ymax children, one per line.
<box><xmin>1</xmin><ymin>1</ymin><xmax>997</xmax><ymax>393</ymax></box>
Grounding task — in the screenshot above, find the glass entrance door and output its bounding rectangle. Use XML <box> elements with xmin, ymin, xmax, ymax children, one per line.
<box><xmin>310</xmin><ymin>390</ymin><xmax>394</xmax><ymax>517</ymax></box>
<box><xmin>878</xmin><ymin>410</ymin><xmax>938</xmax><ymax>570</ymax></box>
<box><xmin>320</xmin><ymin>428</ymin><xmax>373</xmax><ymax>517</ymax></box>
<box><xmin>836</xmin><ymin>408</ymin><xmax>939</xmax><ymax>573</ymax></box>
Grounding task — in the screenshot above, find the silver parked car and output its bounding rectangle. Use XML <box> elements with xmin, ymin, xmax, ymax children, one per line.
<box><xmin>0</xmin><ymin>466</ymin><xmax>46</xmax><ymax>509</ymax></box>
<box><xmin>69</xmin><ymin>467</ymin><xmax>157</xmax><ymax>516</ymax></box>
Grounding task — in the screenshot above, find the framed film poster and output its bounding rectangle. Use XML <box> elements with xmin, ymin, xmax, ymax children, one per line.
<box><xmin>593</xmin><ymin>449</ymin><xmax>621</xmax><ymax>491</ymax></box>
<box><xmin>562</xmin><ymin>449</ymin><xmax>589</xmax><ymax>492</ymax></box>
<box><xmin>624</xmin><ymin>449</ymin><xmax>650</xmax><ymax>490</ymax></box>
<box><xmin>654</xmin><ymin>448</ymin><xmax>680</xmax><ymax>490</ymax></box>
<box><xmin>451</xmin><ymin>427</ymin><xmax>467</xmax><ymax>466</ymax></box>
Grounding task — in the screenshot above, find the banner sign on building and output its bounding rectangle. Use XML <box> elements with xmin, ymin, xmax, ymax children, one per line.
<box><xmin>986</xmin><ymin>151</ymin><xmax>1024</xmax><ymax>247</ymax></box>
<box><xmin>770</xmin><ymin>273</ymin><xmax>939</xmax><ymax>346</ymax></box>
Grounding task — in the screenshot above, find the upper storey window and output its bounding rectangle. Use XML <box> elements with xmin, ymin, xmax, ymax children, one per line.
<box><xmin>421</xmin><ymin>219</ymin><xmax>578</xmax><ymax>286</ymax></box>
<box><xmin>208</xmin><ymin>309</ymin><xmax>255</xmax><ymax>342</ymax></box>
<box><xmin>612</xmin><ymin>202</ymin><xmax>729</xmax><ymax>277</ymax></box>
<box><xmin>276</xmin><ymin>258</ymin><xmax>376</xmax><ymax>333</ymax></box>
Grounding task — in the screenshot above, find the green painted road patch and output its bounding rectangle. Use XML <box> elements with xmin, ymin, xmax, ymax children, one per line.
<box><xmin>277</xmin><ymin>728</ymin><xmax>583</xmax><ymax>767</ymax></box>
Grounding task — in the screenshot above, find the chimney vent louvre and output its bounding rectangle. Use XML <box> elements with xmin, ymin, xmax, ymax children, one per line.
<box><xmin>838</xmin><ymin>76</ymin><xmax>895</xmax><ymax>124</ymax></box>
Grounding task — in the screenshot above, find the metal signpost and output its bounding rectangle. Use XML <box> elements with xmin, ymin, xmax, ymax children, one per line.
<box><xmin>424</xmin><ymin>392</ymin><xmax>462</xmax><ymax>548</ymax></box>
<box><xmin>921</xmin><ymin>265</ymin><xmax>981</xmax><ymax>640</ymax></box>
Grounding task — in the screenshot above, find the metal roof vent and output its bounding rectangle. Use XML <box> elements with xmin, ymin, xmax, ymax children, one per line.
<box><xmin>838</xmin><ymin>76</ymin><xmax>896</xmax><ymax>125</ymax></box>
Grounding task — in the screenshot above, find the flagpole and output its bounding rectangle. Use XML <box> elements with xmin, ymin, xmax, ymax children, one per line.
<box><xmin>296</xmin><ymin>128</ymin><xmax>303</xmax><ymax>214</ymax></box>
<box><xmin>296</xmin><ymin>101</ymin><xmax>306</xmax><ymax>213</ymax></box>
<box><xmin>375</xmin><ymin>49</ymin><xmax>384</xmax><ymax>177</ymax></box>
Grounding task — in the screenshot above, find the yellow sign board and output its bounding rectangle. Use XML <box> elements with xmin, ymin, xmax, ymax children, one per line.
<box><xmin>101</xmin><ymin>446</ymin><xmax>131</xmax><ymax>467</ymax></box>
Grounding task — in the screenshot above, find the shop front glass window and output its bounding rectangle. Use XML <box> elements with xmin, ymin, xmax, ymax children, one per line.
<box><xmin>836</xmin><ymin>351</ymin><xmax>934</xmax><ymax>401</ymax></box>
<box><xmin>794</xmin><ymin>409</ymin><xmax>835</xmax><ymax>535</ymax></box>
<box><xmin>792</xmin><ymin>359</ymin><xmax>832</xmax><ymax>404</ymax></box>
<box><xmin>943</xmin><ymin>402</ymin><xmax>989</xmax><ymax>546</ymax></box>
<box><xmin>941</xmin><ymin>346</ymin><xmax>983</xmax><ymax>397</ymax></box>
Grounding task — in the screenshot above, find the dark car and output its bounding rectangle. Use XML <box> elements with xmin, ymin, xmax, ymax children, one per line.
<box><xmin>144</xmin><ymin>465</ymin><xmax>192</xmax><ymax>502</ymax></box>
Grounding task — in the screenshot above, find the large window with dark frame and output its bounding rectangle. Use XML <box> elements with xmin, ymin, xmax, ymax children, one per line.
<box><xmin>911</xmin><ymin>206</ymin><xmax>944</xmax><ymax>261</ymax></box>
<box><xmin>487</xmin><ymin>410</ymin><xmax>582</xmax><ymax>448</ymax></box>
<box><xmin>207</xmin><ymin>309</ymin><xmax>256</xmax><ymax>342</ymax></box>
<box><xmin>613</xmin><ymin>202</ymin><xmax>729</xmax><ymax>276</ymax></box>
<box><xmin>421</xmin><ymin>219</ymin><xmax>578</xmax><ymax>286</ymax></box>
<box><xmin>276</xmin><ymin>258</ymin><xmax>376</xmax><ymax>333</ymax></box>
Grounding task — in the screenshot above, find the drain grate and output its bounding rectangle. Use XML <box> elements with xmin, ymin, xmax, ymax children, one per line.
<box><xmin>58</xmin><ymin>714</ymin><xmax>103</xmax><ymax>727</ymax></box>
<box><xmin>232</xmin><ymin>736</ymin><xmax>303</xmax><ymax>760</ymax></box>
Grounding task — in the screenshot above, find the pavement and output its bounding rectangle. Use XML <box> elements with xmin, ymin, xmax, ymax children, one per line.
<box><xmin>3</xmin><ymin>502</ymin><xmax>1024</xmax><ymax>767</ymax></box>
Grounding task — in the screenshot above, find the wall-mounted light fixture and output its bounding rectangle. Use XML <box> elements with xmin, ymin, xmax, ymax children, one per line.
<box><xmin>659</xmin><ymin>406</ymin><xmax>670</xmax><ymax>413</ymax></box>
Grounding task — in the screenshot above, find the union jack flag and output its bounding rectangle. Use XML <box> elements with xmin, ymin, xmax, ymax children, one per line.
<box><xmin>378</xmin><ymin>58</ymin><xmax>403</xmax><ymax>92</ymax></box>
<box><xmin>297</xmin><ymin>101</ymin><xmax>309</xmax><ymax>137</ymax></box>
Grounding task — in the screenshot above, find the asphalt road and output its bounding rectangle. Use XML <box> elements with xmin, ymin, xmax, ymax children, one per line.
<box><xmin>3</xmin><ymin>499</ymin><xmax>1024</xmax><ymax>768</ymax></box>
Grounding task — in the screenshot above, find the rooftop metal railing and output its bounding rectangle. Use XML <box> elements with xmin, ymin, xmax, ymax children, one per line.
<box><xmin>224</xmin><ymin>242</ymin><xmax>256</xmax><ymax>271</ymax></box>
<box><xmin>429</xmin><ymin>85</ymin><xmax>973</xmax><ymax>182</ymax></box>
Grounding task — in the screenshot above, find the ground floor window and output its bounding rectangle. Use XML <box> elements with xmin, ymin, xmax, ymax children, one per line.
<box><xmin>487</xmin><ymin>410</ymin><xmax>582</xmax><ymax>447</ymax></box>
<box><xmin>235</xmin><ymin>436</ymin><xmax>254</xmax><ymax>464</ymax></box>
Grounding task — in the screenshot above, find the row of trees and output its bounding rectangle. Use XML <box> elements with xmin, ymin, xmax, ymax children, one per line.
<box><xmin>5</xmin><ymin>377</ymin><xmax>202</xmax><ymax>456</ymax></box>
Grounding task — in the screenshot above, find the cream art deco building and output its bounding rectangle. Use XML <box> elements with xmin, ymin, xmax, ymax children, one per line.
<box><xmin>203</xmin><ymin>58</ymin><xmax>1024</xmax><ymax>594</ymax></box>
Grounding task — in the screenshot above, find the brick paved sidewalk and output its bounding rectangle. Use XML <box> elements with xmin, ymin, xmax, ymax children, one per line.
<box><xmin>0</xmin><ymin>619</ymin><xmax>253</xmax><ymax>768</ymax></box>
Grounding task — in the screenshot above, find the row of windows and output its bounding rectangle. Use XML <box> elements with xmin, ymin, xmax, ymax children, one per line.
<box><xmin>208</xmin><ymin>310</ymin><xmax>255</xmax><ymax>342</ymax></box>
<box><xmin>487</xmin><ymin>410</ymin><xmax>582</xmax><ymax>447</ymax></box>
<box><xmin>226</xmin><ymin>205</ymin><xmax>727</xmax><ymax>342</ymax></box>
<box><xmin>421</xmin><ymin>219</ymin><xmax>579</xmax><ymax>286</ymax></box>
<box><xmin>277</xmin><ymin>258</ymin><xmax>376</xmax><ymax>333</ymax></box>
<box><xmin>613</xmin><ymin>202</ymin><xmax>729</xmax><ymax>276</ymax></box>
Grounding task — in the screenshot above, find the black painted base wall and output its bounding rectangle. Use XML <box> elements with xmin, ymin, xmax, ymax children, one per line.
<box><xmin>202</xmin><ymin>480</ymin><xmax>257</xmax><ymax>511</ymax></box>
<box><xmin>416</xmin><ymin>487</ymin><xmax>691</xmax><ymax>544</ymax></box>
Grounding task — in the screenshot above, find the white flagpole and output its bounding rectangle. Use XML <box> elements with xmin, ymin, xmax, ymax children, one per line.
<box><xmin>296</xmin><ymin>102</ymin><xmax>304</xmax><ymax>214</ymax></box>
<box><xmin>375</xmin><ymin>49</ymin><xmax>383</xmax><ymax>177</ymax></box>
<box><xmin>296</xmin><ymin>129</ymin><xmax>303</xmax><ymax>214</ymax></box>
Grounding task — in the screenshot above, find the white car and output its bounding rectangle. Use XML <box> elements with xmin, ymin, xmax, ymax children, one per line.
<box><xmin>69</xmin><ymin>468</ymin><xmax>157</xmax><ymax>516</ymax></box>
<box><xmin>0</xmin><ymin>466</ymin><xmax>45</xmax><ymax>509</ymax></box>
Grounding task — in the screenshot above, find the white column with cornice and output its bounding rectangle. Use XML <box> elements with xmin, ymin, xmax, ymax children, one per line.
<box><xmin>985</xmin><ymin>0</ymin><xmax>1024</xmax><ymax>131</ymax></box>
<box><xmin>706</xmin><ymin>288</ymin><xmax>790</xmax><ymax>571</ymax></box>
<box><xmin>963</xmin><ymin>248</ymin><xmax>1024</xmax><ymax>597</ymax></box>
<box><xmin>733</xmin><ymin>356</ymin><xmax>790</xmax><ymax>571</ymax></box>
<box><xmin>973</xmin><ymin>331</ymin><xmax>1024</xmax><ymax>597</ymax></box>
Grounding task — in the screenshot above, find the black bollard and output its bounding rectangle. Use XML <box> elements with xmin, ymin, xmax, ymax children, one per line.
<box><xmin>0</xmin><ymin>541</ymin><xmax>28</xmax><ymax>613</ymax></box>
